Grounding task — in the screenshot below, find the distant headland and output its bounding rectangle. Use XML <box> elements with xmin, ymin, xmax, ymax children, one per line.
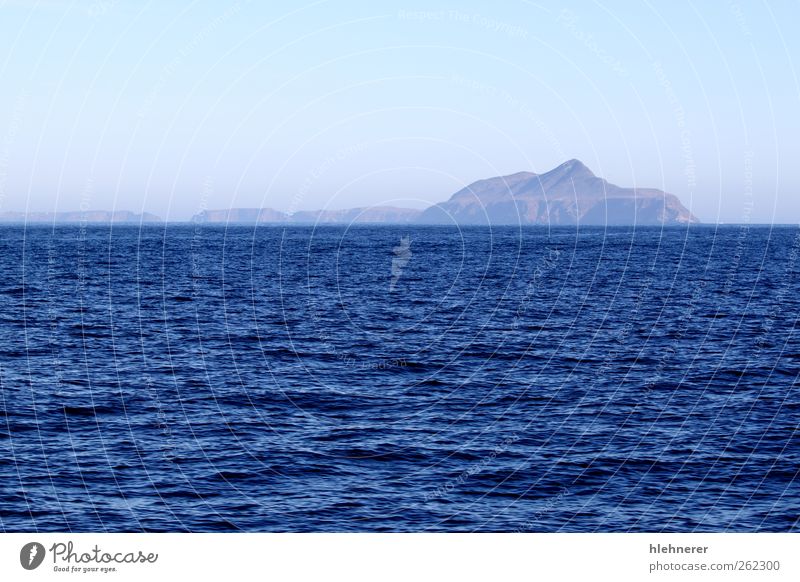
<box><xmin>0</xmin><ymin>210</ymin><xmax>161</xmax><ymax>224</ymax></box>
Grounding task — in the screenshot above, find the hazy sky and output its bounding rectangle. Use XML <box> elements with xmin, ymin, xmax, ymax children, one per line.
<box><xmin>0</xmin><ymin>0</ymin><xmax>798</xmax><ymax>222</ymax></box>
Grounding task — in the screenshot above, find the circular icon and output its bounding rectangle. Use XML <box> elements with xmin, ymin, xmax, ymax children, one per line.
<box><xmin>20</xmin><ymin>542</ymin><xmax>46</xmax><ymax>570</ymax></box>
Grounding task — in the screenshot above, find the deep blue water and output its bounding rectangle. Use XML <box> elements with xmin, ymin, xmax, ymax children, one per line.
<box><xmin>1</xmin><ymin>224</ymin><xmax>798</xmax><ymax>532</ymax></box>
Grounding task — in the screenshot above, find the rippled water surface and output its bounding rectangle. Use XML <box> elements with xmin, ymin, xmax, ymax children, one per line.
<box><xmin>1</xmin><ymin>225</ymin><xmax>798</xmax><ymax>532</ymax></box>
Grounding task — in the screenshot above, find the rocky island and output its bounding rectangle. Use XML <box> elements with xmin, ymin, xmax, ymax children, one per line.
<box><xmin>194</xmin><ymin>159</ymin><xmax>698</xmax><ymax>226</ymax></box>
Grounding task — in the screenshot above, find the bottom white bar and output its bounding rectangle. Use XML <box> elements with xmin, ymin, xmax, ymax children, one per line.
<box><xmin>1</xmin><ymin>533</ymin><xmax>796</xmax><ymax>581</ymax></box>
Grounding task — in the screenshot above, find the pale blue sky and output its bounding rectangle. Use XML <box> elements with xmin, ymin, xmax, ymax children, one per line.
<box><xmin>0</xmin><ymin>0</ymin><xmax>797</xmax><ymax>222</ymax></box>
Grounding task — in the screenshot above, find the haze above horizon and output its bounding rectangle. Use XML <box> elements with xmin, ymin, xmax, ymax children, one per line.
<box><xmin>1</xmin><ymin>0</ymin><xmax>798</xmax><ymax>223</ymax></box>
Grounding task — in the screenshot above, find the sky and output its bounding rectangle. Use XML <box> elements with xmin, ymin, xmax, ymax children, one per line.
<box><xmin>0</xmin><ymin>0</ymin><xmax>798</xmax><ymax>222</ymax></box>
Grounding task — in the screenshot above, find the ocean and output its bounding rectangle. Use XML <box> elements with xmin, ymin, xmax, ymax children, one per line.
<box><xmin>1</xmin><ymin>224</ymin><xmax>798</xmax><ymax>532</ymax></box>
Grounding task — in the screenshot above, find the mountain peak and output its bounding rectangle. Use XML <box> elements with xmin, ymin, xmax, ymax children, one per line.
<box><xmin>545</xmin><ymin>159</ymin><xmax>595</xmax><ymax>179</ymax></box>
